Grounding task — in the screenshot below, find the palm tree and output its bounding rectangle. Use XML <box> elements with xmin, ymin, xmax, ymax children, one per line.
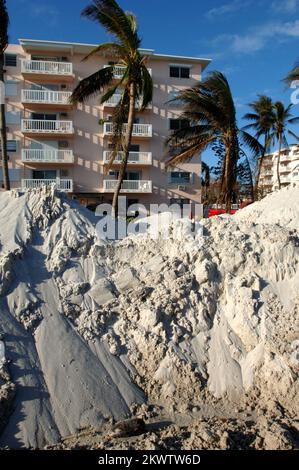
<box><xmin>285</xmin><ymin>61</ymin><xmax>299</xmax><ymax>84</ymax></box>
<box><xmin>201</xmin><ymin>161</ymin><xmax>210</xmax><ymax>203</ymax></box>
<box><xmin>268</xmin><ymin>102</ymin><xmax>299</xmax><ymax>190</ymax></box>
<box><xmin>242</xmin><ymin>95</ymin><xmax>274</xmax><ymax>196</ymax></box>
<box><xmin>71</xmin><ymin>0</ymin><xmax>153</xmax><ymax>217</ymax></box>
<box><xmin>166</xmin><ymin>71</ymin><xmax>262</xmax><ymax>212</ymax></box>
<box><xmin>0</xmin><ymin>0</ymin><xmax>10</xmax><ymax>190</ymax></box>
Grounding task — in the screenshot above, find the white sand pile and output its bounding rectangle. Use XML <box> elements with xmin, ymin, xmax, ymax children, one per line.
<box><xmin>0</xmin><ymin>186</ymin><xmax>298</xmax><ymax>449</ymax></box>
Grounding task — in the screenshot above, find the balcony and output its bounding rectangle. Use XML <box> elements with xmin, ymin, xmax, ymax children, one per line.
<box><xmin>21</xmin><ymin>178</ymin><xmax>73</xmax><ymax>192</ymax></box>
<box><xmin>103</xmin><ymin>122</ymin><xmax>152</xmax><ymax>138</ymax></box>
<box><xmin>21</xmin><ymin>60</ymin><xmax>73</xmax><ymax>81</ymax></box>
<box><xmin>103</xmin><ymin>180</ymin><xmax>152</xmax><ymax>193</ymax></box>
<box><xmin>22</xmin><ymin>149</ymin><xmax>74</xmax><ymax>164</ymax></box>
<box><xmin>103</xmin><ymin>151</ymin><xmax>152</xmax><ymax>165</ymax></box>
<box><xmin>22</xmin><ymin>119</ymin><xmax>74</xmax><ymax>137</ymax></box>
<box><xmin>103</xmin><ymin>93</ymin><xmax>152</xmax><ymax>110</ymax></box>
<box><xmin>262</xmin><ymin>169</ymin><xmax>273</xmax><ymax>176</ymax></box>
<box><xmin>280</xmin><ymin>176</ymin><xmax>291</xmax><ymax>184</ymax></box>
<box><xmin>21</xmin><ymin>89</ymin><xmax>72</xmax><ymax>108</ymax></box>
<box><xmin>262</xmin><ymin>177</ymin><xmax>273</xmax><ymax>186</ymax></box>
<box><xmin>280</xmin><ymin>164</ymin><xmax>291</xmax><ymax>173</ymax></box>
<box><xmin>104</xmin><ymin>65</ymin><xmax>152</xmax><ymax>80</ymax></box>
<box><xmin>280</xmin><ymin>154</ymin><xmax>291</xmax><ymax>162</ymax></box>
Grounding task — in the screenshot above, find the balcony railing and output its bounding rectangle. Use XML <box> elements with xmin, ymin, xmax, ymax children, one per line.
<box><xmin>262</xmin><ymin>169</ymin><xmax>273</xmax><ymax>176</ymax></box>
<box><xmin>21</xmin><ymin>89</ymin><xmax>72</xmax><ymax>105</ymax></box>
<box><xmin>104</xmin><ymin>65</ymin><xmax>152</xmax><ymax>79</ymax></box>
<box><xmin>103</xmin><ymin>180</ymin><xmax>152</xmax><ymax>193</ymax></box>
<box><xmin>21</xmin><ymin>178</ymin><xmax>73</xmax><ymax>192</ymax></box>
<box><xmin>103</xmin><ymin>94</ymin><xmax>152</xmax><ymax>109</ymax></box>
<box><xmin>280</xmin><ymin>176</ymin><xmax>291</xmax><ymax>183</ymax></box>
<box><xmin>22</xmin><ymin>149</ymin><xmax>74</xmax><ymax>164</ymax></box>
<box><xmin>22</xmin><ymin>119</ymin><xmax>74</xmax><ymax>134</ymax></box>
<box><xmin>21</xmin><ymin>59</ymin><xmax>73</xmax><ymax>76</ymax></box>
<box><xmin>103</xmin><ymin>122</ymin><xmax>152</xmax><ymax>137</ymax></box>
<box><xmin>103</xmin><ymin>151</ymin><xmax>152</xmax><ymax>165</ymax></box>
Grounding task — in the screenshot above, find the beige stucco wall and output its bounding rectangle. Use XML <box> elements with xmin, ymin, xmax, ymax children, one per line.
<box><xmin>2</xmin><ymin>42</ymin><xmax>205</xmax><ymax>209</ymax></box>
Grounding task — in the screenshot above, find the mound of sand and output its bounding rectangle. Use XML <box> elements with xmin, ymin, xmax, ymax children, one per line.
<box><xmin>0</xmin><ymin>186</ymin><xmax>298</xmax><ymax>449</ymax></box>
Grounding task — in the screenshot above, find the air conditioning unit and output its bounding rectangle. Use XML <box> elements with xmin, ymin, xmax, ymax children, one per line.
<box><xmin>178</xmin><ymin>185</ymin><xmax>186</xmax><ymax>191</ymax></box>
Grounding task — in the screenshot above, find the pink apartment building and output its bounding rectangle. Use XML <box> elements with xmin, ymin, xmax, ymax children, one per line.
<box><xmin>1</xmin><ymin>39</ymin><xmax>211</xmax><ymax>211</ymax></box>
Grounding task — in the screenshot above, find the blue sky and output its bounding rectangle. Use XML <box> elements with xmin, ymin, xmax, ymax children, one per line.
<box><xmin>7</xmin><ymin>0</ymin><xmax>299</xmax><ymax>166</ymax></box>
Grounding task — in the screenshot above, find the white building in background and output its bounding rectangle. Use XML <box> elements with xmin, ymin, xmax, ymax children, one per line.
<box><xmin>259</xmin><ymin>144</ymin><xmax>299</xmax><ymax>193</ymax></box>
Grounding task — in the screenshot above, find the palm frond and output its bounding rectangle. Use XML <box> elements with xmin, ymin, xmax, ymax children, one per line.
<box><xmin>287</xmin><ymin>129</ymin><xmax>299</xmax><ymax>140</ymax></box>
<box><xmin>70</xmin><ymin>66</ymin><xmax>114</xmax><ymax>104</ymax></box>
<box><xmin>82</xmin><ymin>0</ymin><xmax>141</xmax><ymax>50</ymax></box>
<box><xmin>0</xmin><ymin>0</ymin><xmax>9</xmax><ymax>52</ymax></box>
<box><xmin>165</xmin><ymin>136</ymin><xmax>217</xmax><ymax>167</ymax></box>
<box><xmin>239</xmin><ymin>130</ymin><xmax>264</xmax><ymax>157</ymax></box>
<box><xmin>82</xmin><ymin>42</ymin><xmax>126</xmax><ymax>61</ymax></box>
<box><xmin>285</xmin><ymin>61</ymin><xmax>299</xmax><ymax>85</ymax></box>
<box><xmin>138</xmin><ymin>65</ymin><xmax>153</xmax><ymax>110</ymax></box>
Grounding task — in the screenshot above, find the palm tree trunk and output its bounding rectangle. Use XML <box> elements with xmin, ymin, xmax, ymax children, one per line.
<box><xmin>276</xmin><ymin>134</ymin><xmax>282</xmax><ymax>190</ymax></box>
<box><xmin>112</xmin><ymin>82</ymin><xmax>136</xmax><ymax>218</ymax></box>
<box><xmin>0</xmin><ymin>52</ymin><xmax>10</xmax><ymax>191</ymax></box>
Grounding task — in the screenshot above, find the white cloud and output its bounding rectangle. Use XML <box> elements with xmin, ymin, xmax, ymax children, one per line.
<box><xmin>210</xmin><ymin>19</ymin><xmax>299</xmax><ymax>54</ymax></box>
<box><xmin>271</xmin><ymin>0</ymin><xmax>298</xmax><ymax>13</ymax></box>
<box><xmin>205</xmin><ymin>0</ymin><xmax>251</xmax><ymax>20</ymax></box>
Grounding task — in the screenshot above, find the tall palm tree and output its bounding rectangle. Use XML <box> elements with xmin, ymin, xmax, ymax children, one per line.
<box><xmin>268</xmin><ymin>102</ymin><xmax>299</xmax><ymax>190</ymax></box>
<box><xmin>0</xmin><ymin>0</ymin><xmax>10</xmax><ymax>190</ymax></box>
<box><xmin>166</xmin><ymin>71</ymin><xmax>262</xmax><ymax>212</ymax></box>
<box><xmin>71</xmin><ymin>0</ymin><xmax>153</xmax><ymax>217</ymax></box>
<box><xmin>242</xmin><ymin>95</ymin><xmax>274</xmax><ymax>196</ymax></box>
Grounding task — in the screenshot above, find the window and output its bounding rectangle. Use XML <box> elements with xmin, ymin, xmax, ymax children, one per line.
<box><xmin>169</xmin><ymin>119</ymin><xmax>189</xmax><ymax>131</ymax></box>
<box><xmin>32</xmin><ymin>55</ymin><xmax>64</xmax><ymax>62</ymax></box>
<box><xmin>129</xmin><ymin>144</ymin><xmax>140</xmax><ymax>152</ymax></box>
<box><xmin>33</xmin><ymin>170</ymin><xmax>57</xmax><ymax>180</ymax></box>
<box><xmin>5</xmin><ymin>80</ymin><xmax>18</xmax><ymax>97</ymax></box>
<box><xmin>58</xmin><ymin>141</ymin><xmax>69</xmax><ymax>149</ymax></box>
<box><xmin>6</xmin><ymin>111</ymin><xmax>21</xmax><ymax>125</ymax></box>
<box><xmin>4</xmin><ymin>54</ymin><xmax>17</xmax><ymax>67</ymax></box>
<box><xmin>170</xmin><ymin>66</ymin><xmax>190</xmax><ymax>79</ymax></box>
<box><xmin>31</xmin><ymin>113</ymin><xmax>56</xmax><ymax>121</ymax></box>
<box><xmin>169</xmin><ymin>172</ymin><xmax>192</xmax><ymax>184</ymax></box>
<box><xmin>7</xmin><ymin>140</ymin><xmax>17</xmax><ymax>152</ymax></box>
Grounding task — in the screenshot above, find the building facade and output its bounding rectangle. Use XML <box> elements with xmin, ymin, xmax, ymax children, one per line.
<box><xmin>259</xmin><ymin>145</ymin><xmax>299</xmax><ymax>194</ymax></box>
<box><xmin>0</xmin><ymin>39</ymin><xmax>211</xmax><ymax>211</ymax></box>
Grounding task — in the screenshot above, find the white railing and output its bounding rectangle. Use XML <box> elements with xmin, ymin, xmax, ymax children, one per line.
<box><xmin>21</xmin><ymin>179</ymin><xmax>73</xmax><ymax>192</ymax></box>
<box><xmin>263</xmin><ymin>169</ymin><xmax>273</xmax><ymax>176</ymax></box>
<box><xmin>21</xmin><ymin>60</ymin><xmax>73</xmax><ymax>76</ymax></box>
<box><xmin>103</xmin><ymin>180</ymin><xmax>152</xmax><ymax>193</ymax></box>
<box><xmin>103</xmin><ymin>94</ymin><xmax>152</xmax><ymax>109</ymax></box>
<box><xmin>280</xmin><ymin>176</ymin><xmax>291</xmax><ymax>183</ymax></box>
<box><xmin>22</xmin><ymin>149</ymin><xmax>74</xmax><ymax>163</ymax></box>
<box><xmin>103</xmin><ymin>122</ymin><xmax>152</xmax><ymax>137</ymax></box>
<box><xmin>104</xmin><ymin>65</ymin><xmax>152</xmax><ymax>79</ymax></box>
<box><xmin>21</xmin><ymin>89</ymin><xmax>72</xmax><ymax>105</ymax></box>
<box><xmin>262</xmin><ymin>177</ymin><xmax>273</xmax><ymax>184</ymax></box>
<box><xmin>22</xmin><ymin>119</ymin><xmax>74</xmax><ymax>134</ymax></box>
<box><xmin>103</xmin><ymin>151</ymin><xmax>152</xmax><ymax>165</ymax></box>
<box><xmin>280</xmin><ymin>155</ymin><xmax>291</xmax><ymax>162</ymax></box>
<box><xmin>280</xmin><ymin>167</ymin><xmax>291</xmax><ymax>173</ymax></box>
